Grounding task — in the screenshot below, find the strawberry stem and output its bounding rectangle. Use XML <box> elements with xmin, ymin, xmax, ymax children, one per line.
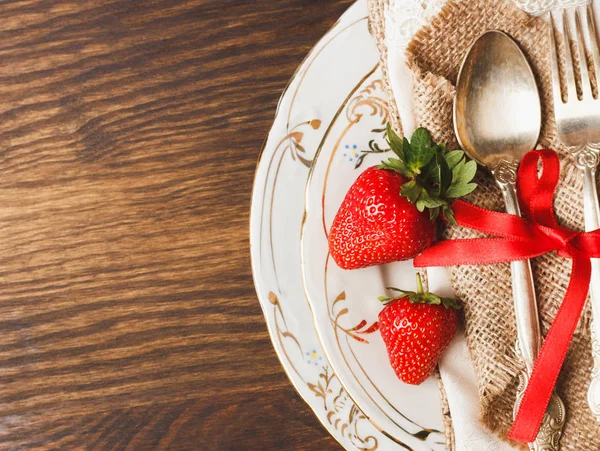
<box><xmin>416</xmin><ymin>273</ymin><xmax>424</xmax><ymax>295</ymax></box>
<box><xmin>383</xmin><ymin>274</ymin><xmax>461</xmax><ymax>309</ymax></box>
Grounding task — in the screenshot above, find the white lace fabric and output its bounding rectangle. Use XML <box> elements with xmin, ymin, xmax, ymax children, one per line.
<box><xmin>515</xmin><ymin>0</ymin><xmax>590</xmax><ymax>14</ymax></box>
<box><xmin>384</xmin><ymin>0</ymin><xmax>446</xmax><ymax>51</ymax></box>
<box><xmin>384</xmin><ymin>0</ymin><xmax>592</xmax><ymax>54</ymax></box>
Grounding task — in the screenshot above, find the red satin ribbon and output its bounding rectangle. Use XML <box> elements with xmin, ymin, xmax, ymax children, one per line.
<box><xmin>414</xmin><ymin>149</ymin><xmax>600</xmax><ymax>443</ymax></box>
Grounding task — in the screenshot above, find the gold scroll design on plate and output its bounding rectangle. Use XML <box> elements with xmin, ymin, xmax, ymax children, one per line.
<box><xmin>321</xmin><ymin>74</ymin><xmax>389</xmax><ymax>238</ymax></box>
<box><xmin>274</xmin><ymin>119</ymin><xmax>322</xmax><ymax>168</ymax></box>
<box><xmin>270</xmin><ymin>291</ymin><xmax>379</xmax><ymax>450</ymax></box>
<box><xmin>268</xmin><ymin>291</ymin><xmax>305</xmax><ymax>383</ymax></box>
<box><xmin>345</xmin><ymin>77</ymin><xmax>389</xmax><ymax>171</ymax></box>
<box><xmin>263</xmin><ymin>119</ymin><xmax>322</xmax><ymax>294</ymax></box>
<box><xmin>330</xmin><ymin>291</ymin><xmax>379</xmax><ymax>344</ymax></box>
<box><xmin>345</xmin><ymin>79</ymin><xmax>388</xmax><ymax>124</ymax></box>
<box><xmin>308</xmin><ymin>366</ymin><xmax>379</xmax><ymax>451</ymax></box>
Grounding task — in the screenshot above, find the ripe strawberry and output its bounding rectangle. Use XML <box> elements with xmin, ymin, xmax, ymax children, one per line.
<box><xmin>329</xmin><ymin>125</ymin><xmax>477</xmax><ymax>270</ymax></box>
<box><xmin>328</xmin><ymin>167</ymin><xmax>435</xmax><ymax>269</ymax></box>
<box><xmin>378</xmin><ymin>274</ymin><xmax>460</xmax><ymax>385</ymax></box>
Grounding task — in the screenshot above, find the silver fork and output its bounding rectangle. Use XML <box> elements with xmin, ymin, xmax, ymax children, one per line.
<box><xmin>549</xmin><ymin>4</ymin><xmax>600</xmax><ymax>420</ymax></box>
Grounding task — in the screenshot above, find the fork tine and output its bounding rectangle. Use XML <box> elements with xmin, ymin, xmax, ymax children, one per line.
<box><xmin>562</xmin><ymin>9</ymin><xmax>579</xmax><ymax>101</ymax></box>
<box><xmin>583</xmin><ymin>4</ymin><xmax>600</xmax><ymax>97</ymax></box>
<box><xmin>549</xmin><ymin>12</ymin><xmax>565</xmax><ymax>105</ymax></box>
<box><xmin>574</xmin><ymin>8</ymin><xmax>593</xmax><ymax>98</ymax></box>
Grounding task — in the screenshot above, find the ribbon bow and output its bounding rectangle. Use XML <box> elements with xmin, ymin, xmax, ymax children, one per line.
<box><xmin>414</xmin><ymin>149</ymin><xmax>600</xmax><ymax>443</ymax></box>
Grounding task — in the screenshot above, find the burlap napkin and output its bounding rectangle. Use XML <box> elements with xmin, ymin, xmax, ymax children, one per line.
<box><xmin>369</xmin><ymin>0</ymin><xmax>600</xmax><ymax>449</ymax></box>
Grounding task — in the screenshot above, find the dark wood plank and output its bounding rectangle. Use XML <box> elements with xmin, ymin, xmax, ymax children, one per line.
<box><xmin>1</xmin><ymin>394</ymin><xmax>338</xmax><ymax>450</ymax></box>
<box><xmin>0</xmin><ymin>0</ymin><xmax>354</xmax><ymax>448</ymax></box>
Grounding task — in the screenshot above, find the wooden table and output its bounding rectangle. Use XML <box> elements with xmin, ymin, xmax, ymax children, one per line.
<box><xmin>0</xmin><ymin>0</ymin><xmax>354</xmax><ymax>449</ymax></box>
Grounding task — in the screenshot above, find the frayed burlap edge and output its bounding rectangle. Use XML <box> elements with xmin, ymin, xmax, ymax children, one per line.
<box><xmin>435</xmin><ymin>369</ymin><xmax>456</xmax><ymax>451</ymax></box>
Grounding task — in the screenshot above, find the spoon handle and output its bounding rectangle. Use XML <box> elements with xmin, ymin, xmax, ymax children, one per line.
<box><xmin>573</xmin><ymin>145</ymin><xmax>600</xmax><ymax>420</ymax></box>
<box><xmin>493</xmin><ymin>161</ymin><xmax>565</xmax><ymax>450</ymax></box>
<box><xmin>494</xmin><ymin>163</ymin><xmax>541</xmax><ymax>370</ymax></box>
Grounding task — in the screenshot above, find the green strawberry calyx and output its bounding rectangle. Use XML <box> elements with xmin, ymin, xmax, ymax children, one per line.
<box><xmin>378</xmin><ymin>273</ymin><xmax>461</xmax><ymax>310</ymax></box>
<box><xmin>377</xmin><ymin>124</ymin><xmax>478</xmax><ymax>224</ymax></box>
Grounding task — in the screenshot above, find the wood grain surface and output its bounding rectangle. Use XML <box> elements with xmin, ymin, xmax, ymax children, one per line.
<box><xmin>0</xmin><ymin>0</ymin><xmax>354</xmax><ymax>449</ymax></box>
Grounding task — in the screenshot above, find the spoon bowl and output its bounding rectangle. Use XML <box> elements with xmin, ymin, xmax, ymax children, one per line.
<box><xmin>454</xmin><ymin>30</ymin><xmax>541</xmax><ymax>170</ymax></box>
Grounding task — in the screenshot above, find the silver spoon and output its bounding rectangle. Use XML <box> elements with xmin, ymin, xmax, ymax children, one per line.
<box><xmin>454</xmin><ymin>30</ymin><xmax>565</xmax><ymax>450</ymax></box>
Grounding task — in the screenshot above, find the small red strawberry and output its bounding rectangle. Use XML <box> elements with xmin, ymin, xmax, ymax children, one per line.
<box><xmin>328</xmin><ymin>125</ymin><xmax>477</xmax><ymax>270</ymax></box>
<box><xmin>378</xmin><ymin>274</ymin><xmax>460</xmax><ymax>385</ymax></box>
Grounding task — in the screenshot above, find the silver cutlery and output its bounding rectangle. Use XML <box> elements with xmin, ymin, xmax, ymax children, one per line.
<box><xmin>548</xmin><ymin>4</ymin><xmax>600</xmax><ymax>420</ymax></box>
<box><xmin>454</xmin><ymin>30</ymin><xmax>565</xmax><ymax>450</ymax></box>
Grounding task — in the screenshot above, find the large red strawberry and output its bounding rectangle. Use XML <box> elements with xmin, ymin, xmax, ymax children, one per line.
<box><xmin>329</xmin><ymin>167</ymin><xmax>435</xmax><ymax>269</ymax></box>
<box><xmin>378</xmin><ymin>274</ymin><xmax>460</xmax><ymax>385</ymax></box>
<box><xmin>329</xmin><ymin>125</ymin><xmax>477</xmax><ymax>270</ymax></box>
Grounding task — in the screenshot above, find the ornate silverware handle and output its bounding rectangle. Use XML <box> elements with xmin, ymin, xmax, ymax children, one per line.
<box><xmin>494</xmin><ymin>161</ymin><xmax>565</xmax><ymax>450</ymax></box>
<box><xmin>574</xmin><ymin>144</ymin><xmax>600</xmax><ymax>420</ymax></box>
<box><xmin>494</xmin><ymin>163</ymin><xmax>541</xmax><ymax>371</ymax></box>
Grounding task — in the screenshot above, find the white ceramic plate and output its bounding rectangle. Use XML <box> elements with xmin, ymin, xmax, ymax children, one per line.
<box><xmin>300</xmin><ymin>45</ymin><xmax>447</xmax><ymax>451</ymax></box>
<box><xmin>250</xmin><ymin>2</ymin><xmax>405</xmax><ymax>449</ymax></box>
<box><xmin>250</xmin><ymin>1</ymin><xmax>450</xmax><ymax>449</ymax></box>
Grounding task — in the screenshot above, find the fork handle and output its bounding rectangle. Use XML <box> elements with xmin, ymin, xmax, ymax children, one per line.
<box><xmin>574</xmin><ymin>145</ymin><xmax>600</xmax><ymax>420</ymax></box>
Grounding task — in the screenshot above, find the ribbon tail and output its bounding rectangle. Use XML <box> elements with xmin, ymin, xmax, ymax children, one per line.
<box><xmin>508</xmin><ymin>255</ymin><xmax>592</xmax><ymax>443</ymax></box>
